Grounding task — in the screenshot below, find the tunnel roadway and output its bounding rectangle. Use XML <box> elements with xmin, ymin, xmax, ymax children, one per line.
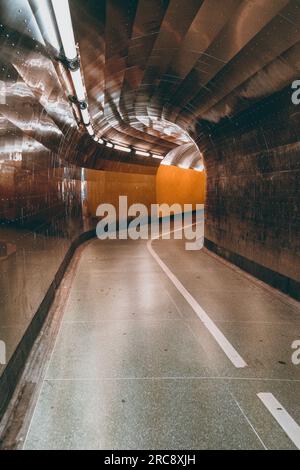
<box><xmin>22</xmin><ymin>224</ymin><xmax>300</xmax><ymax>450</ymax></box>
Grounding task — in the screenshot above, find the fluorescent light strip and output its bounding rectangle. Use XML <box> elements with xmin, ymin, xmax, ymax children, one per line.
<box><xmin>135</xmin><ymin>150</ymin><xmax>150</xmax><ymax>157</ymax></box>
<box><xmin>71</xmin><ymin>69</ymin><xmax>86</xmax><ymax>102</ymax></box>
<box><xmin>51</xmin><ymin>0</ymin><xmax>95</xmax><ymax>136</ymax></box>
<box><xmin>80</xmin><ymin>108</ymin><xmax>90</xmax><ymax>125</ymax></box>
<box><xmin>114</xmin><ymin>144</ymin><xmax>131</xmax><ymax>153</ymax></box>
<box><xmin>86</xmin><ymin>124</ymin><xmax>94</xmax><ymax>136</ymax></box>
<box><xmin>152</xmin><ymin>154</ymin><xmax>164</xmax><ymax>160</ymax></box>
<box><xmin>51</xmin><ymin>0</ymin><xmax>77</xmax><ymax>60</ymax></box>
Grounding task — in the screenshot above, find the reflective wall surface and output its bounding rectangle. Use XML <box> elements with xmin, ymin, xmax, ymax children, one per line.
<box><xmin>0</xmin><ymin>129</ymin><xmax>89</xmax><ymax>377</ymax></box>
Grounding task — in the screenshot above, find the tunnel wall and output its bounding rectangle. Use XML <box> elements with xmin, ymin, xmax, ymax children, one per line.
<box><xmin>0</xmin><ymin>137</ymin><xmax>94</xmax><ymax>418</ymax></box>
<box><xmin>201</xmin><ymin>87</ymin><xmax>300</xmax><ymax>299</ymax></box>
<box><xmin>85</xmin><ymin>169</ymin><xmax>156</xmax><ymax>217</ymax></box>
<box><xmin>0</xmin><ymin>149</ymin><xmax>89</xmax><ymax>362</ymax></box>
<box><xmin>156</xmin><ymin>165</ymin><xmax>206</xmax><ymax>213</ymax></box>
<box><xmin>86</xmin><ymin>165</ymin><xmax>206</xmax><ymax>218</ymax></box>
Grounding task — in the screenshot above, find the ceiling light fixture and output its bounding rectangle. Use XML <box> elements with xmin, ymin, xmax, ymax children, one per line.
<box><xmin>152</xmin><ymin>154</ymin><xmax>164</xmax><ymax>160</ymax></box>
<box><xmin>80</xmin><ymin>107</ymin><xmax>90</xmax><ymax>126</ymax></box>
<box><xmin>51</xmin><ymin>0</ymin><xmax>94</xmax><ymax>135</ymax></box>
<box><xmin>51</xmin><ymin>0</ymin><xmax>77</xmax><ymax>61</ymax></box>
<box><xmin>114</xmin><ymin>144</ymin><xmax>131</xmax><ymax>153</ymax></box>
<box><xmin>86</xmin><ymin>124</ymin><xmax>94</xmax><ymax>136</ymax></box>
<box><xmin>135</xmin><ymin>150</ymin><xmax>150</xmax><ymax>157</ymax></box>
<box><xmin>71</xmin><ymin>69</ymin><xmax>86</xmax><ymax>102</ymax></box>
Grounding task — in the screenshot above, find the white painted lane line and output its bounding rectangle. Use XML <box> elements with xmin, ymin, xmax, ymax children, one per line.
<box><xmin>147</xmin><ymin>231</ymin><xmax>247</xmax><ymax>369</ymax></box>
<box><xmin>258</xmin><ymin>392</ymin><xmax>300</xmax><ymax>449</ymax></box>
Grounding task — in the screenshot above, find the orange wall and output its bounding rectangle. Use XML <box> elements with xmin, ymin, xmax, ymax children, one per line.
<box><xmin>156</xmin><ymin>165</ymin><xmax>206</xmax><ymax>212</ymax></box>
<box><xmin>85</xmin><ymin>169</ymin><xmax>156</xmax><ymax>216</ymax></box>
<box><xmin>86</xmin><ymin>165</ymin><xmax>206</xmax><ymax>217</ymax></box>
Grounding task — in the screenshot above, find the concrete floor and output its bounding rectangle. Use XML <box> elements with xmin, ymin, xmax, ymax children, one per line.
<box><xmin>23</xmin><ymin>234</ymin><xmax>300</xmax><ymax>449</ymax></box>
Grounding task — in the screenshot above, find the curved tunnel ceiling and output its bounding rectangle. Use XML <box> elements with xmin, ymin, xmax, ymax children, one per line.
<box><xmin>1</xmin><ymin>0</ymin><xmax>300</xmax><ymax>172</ymax></box>
<box><xmin>163</xmin><ymin>142</ymin><xmax>204</xmax><ymax>171</ymax></box>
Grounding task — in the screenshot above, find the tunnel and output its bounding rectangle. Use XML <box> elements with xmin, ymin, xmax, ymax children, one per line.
<box><xmin>0</xmin><ymin>0</ymin><xmax>300</xmax><ymax>452</ymax></box>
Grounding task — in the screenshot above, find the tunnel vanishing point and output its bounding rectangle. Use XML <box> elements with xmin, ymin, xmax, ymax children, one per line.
<box><xmin>0</xmin><ymin>0</ymin><xmax>300</xmax><ymax>452</ymax></box>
